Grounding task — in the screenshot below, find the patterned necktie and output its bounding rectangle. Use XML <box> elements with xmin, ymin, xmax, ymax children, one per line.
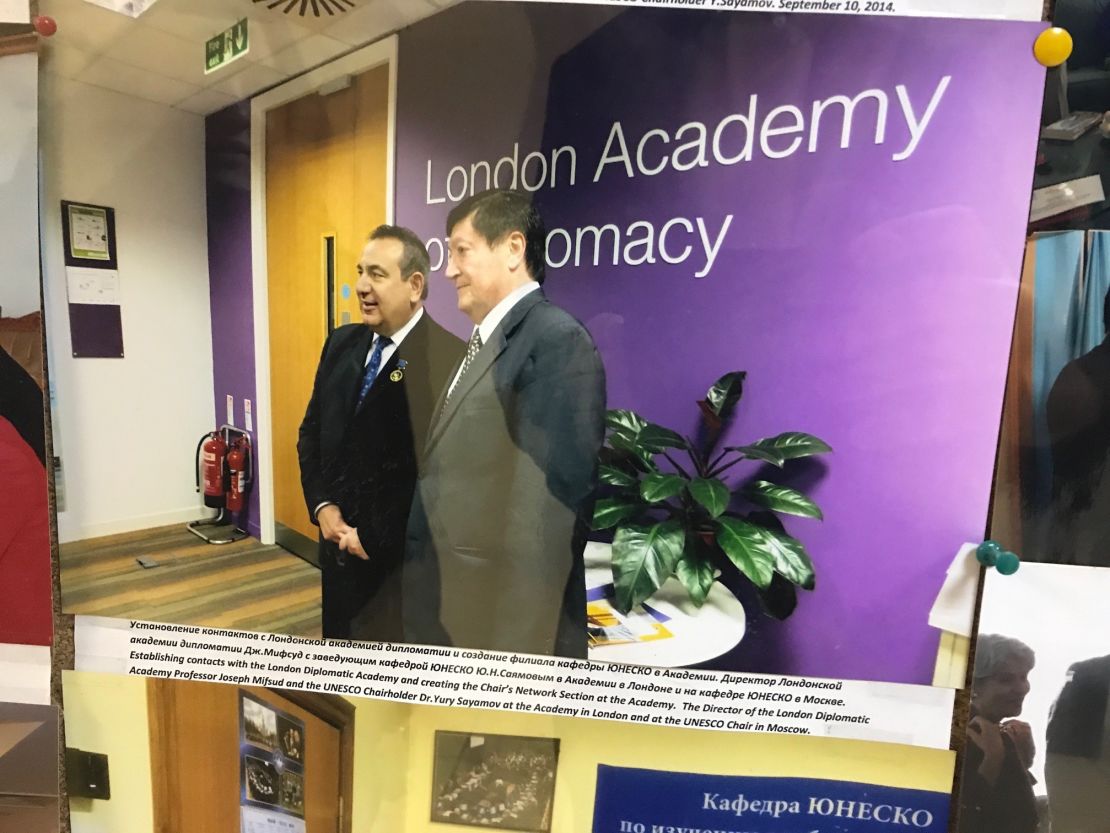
<box><xmin>443</xmin><ymin>329</ymin><xmax>483</xmax><ymax>411</ymax></box>
<box><xmin>357</xmin><ymin>335</ymin><xmax>391</xmax><ymax>407</ymax></box>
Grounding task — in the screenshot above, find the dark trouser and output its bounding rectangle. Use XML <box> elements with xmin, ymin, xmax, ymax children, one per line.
<box><xmin>319</xmin><ymin>536</ymin><xmax>402</xmax><ymax>643</ymax></box>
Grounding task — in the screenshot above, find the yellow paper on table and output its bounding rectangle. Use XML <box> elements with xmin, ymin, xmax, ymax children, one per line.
<box><xmin>587</xmin><ymin>598</ymin><xmax>674</xmax><ymax>647</ymax></box>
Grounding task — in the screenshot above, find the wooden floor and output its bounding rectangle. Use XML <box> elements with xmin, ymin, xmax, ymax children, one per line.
<box><xmin>60</xmin><ymin>524</ymin><xmax>322</xmax><ymax>638</ymax></box>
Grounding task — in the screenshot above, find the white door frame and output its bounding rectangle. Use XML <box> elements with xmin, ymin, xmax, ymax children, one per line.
<box><xmin>249</xmin><ymin>37</ymin><xmax>398</xmax><ymax>545</ymax></box>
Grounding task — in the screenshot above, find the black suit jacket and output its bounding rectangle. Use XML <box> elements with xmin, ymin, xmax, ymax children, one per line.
<box><xmin>1046</xmin><ymin>340</ymin><xmax>1110</xmax><ymax>566</ymax></box>
<box><xmin>403</xmin><ymin>290</ymin><xmax>606</xmax><ymax>657</ymax></box>
<box><xmin>297</xmin><ymin>311</ymin><xmax>464</xmax><ymax>641</ymax></box>
<box><xmin>959</xmin><ymin>725</ymin><xmax>1038</xmax><ymax>833</ymax></box>
<box><xmin>1047</xmin><ymin>654</ymin><xmax>1110</xmax><ymax>759</ymax></box>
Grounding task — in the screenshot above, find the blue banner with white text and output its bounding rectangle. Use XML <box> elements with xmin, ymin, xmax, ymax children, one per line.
<box><xmin>592</xmin><ymin>766</ymin><xmax>949</xmax><ymax>832</ymax></box>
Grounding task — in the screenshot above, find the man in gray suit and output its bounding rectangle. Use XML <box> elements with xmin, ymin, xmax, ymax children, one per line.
<box><xmin>403</xmin><ymin>189</ymin><xmax>606</xmax><ymax>657</ymax></box>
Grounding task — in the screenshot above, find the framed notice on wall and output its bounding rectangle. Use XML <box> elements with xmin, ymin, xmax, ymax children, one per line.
<box><xmin>431</xmin><ymin>731</ymin><xmax>559</xmax><ymax>832</ymax></box>
<box><xmin>239</xmin><ymin>692</ymin><xmax>306</xmax><ymax>833</ymax></box>
<box><xmin>60</xmin><ymin>200</ymin><xmax>123</xmax><ymax>358</ymax></box>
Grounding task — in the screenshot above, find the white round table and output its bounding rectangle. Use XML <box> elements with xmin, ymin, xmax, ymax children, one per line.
<box><xmin>583</xmin><ymin>541</ymin><xmax>746</xmax><ymax>668</ymax></box>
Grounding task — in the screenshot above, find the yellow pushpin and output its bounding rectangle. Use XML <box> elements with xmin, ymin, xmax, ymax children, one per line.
<box><xmin>1034</xmin><ymin>27</ymin><xmax>1073</xmax><ymax>68</ymax></box>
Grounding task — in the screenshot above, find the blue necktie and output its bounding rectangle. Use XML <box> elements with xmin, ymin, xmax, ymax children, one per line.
<box><xmin>357</xmin><ymin>335</ymin><xmax>391</xmax><ymax>407</ymax></box>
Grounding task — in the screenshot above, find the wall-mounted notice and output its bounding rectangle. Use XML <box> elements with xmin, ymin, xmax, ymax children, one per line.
<box><xmin>592</xmin><ymin>765</ymin><xmax>951</xmax><ymax>833</ymax></box>
<box><xmin>61</xmin><ymin>200</ymin><xmax>123</xmax><ymax>358</ymax></box>
<box><xmin>239</xmin><ymin>691</ymin><xmax>305</xmax><ymax>833</ymax></box>
<box><xmin>64</xmin><ymin>267</ymin><xmax>119</xmax><ymax>305</ymax></box>
<box><xmin>65</xmin><ymin>204</ymin><xmax>110</xmax><ymax>261</ymax></box>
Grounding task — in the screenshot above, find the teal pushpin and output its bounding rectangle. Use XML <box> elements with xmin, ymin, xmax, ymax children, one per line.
<box><xmin>976</xmin><ymin>540</ymin><xmax>1002</xmax><ymax>567</ymax></box>
<box><xmin>995</xmin><ymin>551</ymin><xmax>1021</xmax><ymax>575</ymax></box>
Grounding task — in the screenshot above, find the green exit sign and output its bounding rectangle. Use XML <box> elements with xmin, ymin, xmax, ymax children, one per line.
<box><xmin>205</xmin><ymin>19</ymin><xmax>249</xmax><ymax>75</ymax></box>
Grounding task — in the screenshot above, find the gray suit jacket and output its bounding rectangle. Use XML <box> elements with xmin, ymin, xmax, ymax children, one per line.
<box><xmin>403</xmin><ymin>290</ymin><xmax>606</xmax><ymax>656</ymax></box>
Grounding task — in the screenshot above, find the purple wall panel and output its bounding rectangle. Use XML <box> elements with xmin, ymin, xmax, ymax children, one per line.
<box><xmin>205</xmin><ymin>101</ymin><xmax>260</xmax><ymax>538</ymax></box>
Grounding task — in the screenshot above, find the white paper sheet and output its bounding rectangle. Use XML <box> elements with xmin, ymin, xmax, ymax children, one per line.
<box><xmin>65</xmin><ymin>266</ymin><xmax>120</xmax><ymax>305</ymax></box>
<box><xmin>0</xmin><ymin>0</ymin><xmax>29</xmax><ymax>23</ymax></box>
<box><xmin>928</xmin><ymin>542</ymin><xmax>981</xmax><ymax>637</ymax></box>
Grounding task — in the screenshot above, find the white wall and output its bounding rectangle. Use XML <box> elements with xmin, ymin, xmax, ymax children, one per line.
<box><xmin>0</xmin><ymin>52</ymin><xmax>40</xmax><ymax>318</ymax></box>
<box><xmin>40</xmin><ymin>74</ymin><xmax>215</xmax><ymax>543</ymax></box>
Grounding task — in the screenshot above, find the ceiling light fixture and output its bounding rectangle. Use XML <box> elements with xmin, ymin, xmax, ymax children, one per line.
<box><xmin>252</xmin><ymin>0</ymin><xmax>356</xmax><ymax>17</ymax></box>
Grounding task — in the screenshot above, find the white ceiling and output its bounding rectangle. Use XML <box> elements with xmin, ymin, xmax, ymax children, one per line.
<box><xmin>37</xmin><ymin>0</ymin><xmax>457</xmax><ymax>114</ymax></box>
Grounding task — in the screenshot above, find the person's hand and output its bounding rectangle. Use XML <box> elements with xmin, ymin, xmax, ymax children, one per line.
<box><xmin>1002</xmin><ymin>719</ymin><xmax>1036</xmax><ymax>769</ymax></box>
<box><xmin>316</xmin><ymin>504</ymin><xmax>351</xmax><ymax>543</ymax></box>
<box><xmin>338</xmin><ymin>527</ymin><xmax>368</xmax><ymax>560</ymax></box>
<box><xmin>968</xmin><ymin>716</ymin><xmax>1006</xmax><ymax>784</ymax></box>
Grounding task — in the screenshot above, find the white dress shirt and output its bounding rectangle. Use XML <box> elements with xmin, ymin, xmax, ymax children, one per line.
<box><xmin>446</xmin><ymin>281</ymin><xmax>540</xmax><ymax>398</ymax></box>
<box><xmin>368</xmin><ymin>305</ymin><xmax>424</xmax><ymax>367</ymax></box>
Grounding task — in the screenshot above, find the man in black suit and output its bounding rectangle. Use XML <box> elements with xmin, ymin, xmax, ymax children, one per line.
<box><xmin>298</xmin><ymin>225</ymin><xmax>464</xmax><ymax>642</ymax></box>
<box><xmin>1045</xmin><ymin>654</ymin><xmax>1110</xmax><ymax>831</ymax></box>
<box><xmin>403</xmin><ymin>190</ymin><xmax>607</xmax><ymax>657</ymax></box>
<box><xmin>1046</xmin><ymin>288</ymin><xmax>1110</xmax><ymax>566</ymax></box>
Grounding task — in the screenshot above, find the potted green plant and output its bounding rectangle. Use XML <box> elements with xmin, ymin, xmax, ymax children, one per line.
<box><xmin>592</xmin><ymin>371</ymin><xmax>831</xmax><ymax>620</ymax></box>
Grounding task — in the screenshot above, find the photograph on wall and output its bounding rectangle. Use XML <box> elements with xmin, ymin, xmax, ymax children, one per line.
<box><xmin>242</xmin><ymin>696</ymin><xmax>278</xmax><ymax>751</ymax></box>
<box><xmin>0</xmin><ymin>299</ymin><xmax>52</xmax><ymax>649</ymax></box>
<box><xmin>955</xmin><ymin>562</ymin><xmax>1110</xmax><ymax>833</ymax></box>
<box><xmin>0</xmin><ymin>46</ymin><xmax>51</xmax><ymax>651</ymax></box>
<box><xmin>64</xmin><ymin>674</ymin><xmax>350</xmax><ymax>832</ymax></box>
<box><xmin>280</xmin><ymin>771</ymin><xmax>305</xmax><ymax>815</ymax></box>
<box><xmin>384</xmin><ymin>2</ymin><xmax>1045</xmax><ymax>683</ymax></box>
<box><xmin>278</xmin><ymin>713</ymin><xmax>304</xmax><ymax>763</ymax></box>
<box><xmin>46</xmin><ymin>0</ymin><xmax>1047</xmax><ymax>688</ymax></box>
<box><xmin>431</xmin><ymin>731</ymin><xmax>559</xmax><ymax>832</ymax></box>
<box><xmin>593</xmin><ymin>765</ymin><xmax>951</xmax><ymax>833</ymax></box>
<box><xmin>1028</xmin><ymin>0</ymin><xmax>1110</xmax><ymax>232</ymax></box>
<box><xmin>244</xmin><ymin>754</ymin><xmax>280</xmax><ymax>807</ymax></box>
<box><xmin>62</xmin><ymin>668</ymin><xmax>955</xmax><ymax>832</ymax></box>
<box><xmin>989</xmin><ymin>230</ymin><xmax>1110</xmax><ymax>574</ymax></box>
<box><xmin>240</xmin><ymin>691</ymin><xmax>305</xmax><ymax>831</ymax></box>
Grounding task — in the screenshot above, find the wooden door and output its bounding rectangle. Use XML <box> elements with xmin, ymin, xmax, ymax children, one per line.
<box><xmin>266</xmin><ymin>64</ymin><xmax>391</xmax><ymax>561</ymax></box>
<box><xmin>148</xmin><ymin>679</ymin><xmax>353</xmax><ymax>833</ymax></box>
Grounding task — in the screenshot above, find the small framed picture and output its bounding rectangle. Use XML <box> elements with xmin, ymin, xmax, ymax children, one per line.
<box><xmin>60</xmin><ymin>200</ymin><xmax>117</xmax><ymax>268</ymax></box>
<box><xmin>431</xmin><ymin>731</ymin><xmax>560</xmax><ymax>832</ymax></box>
<box><xmin>241</xmin><ymin>696</ymin><xmax>278</xmax><ymax>750</ymax></box>
<box><xmin>243</xmin><ymin>755</ymin><xmax>279</xmax><ymax>806</ymax></box>
<box><xmin>277</xmin><ymin>714</ymin><xmax>304</xmax><ymax>762</ymax></box>
<box><xmin>280</xmin><ymin>771</ymin><xmax>305</xmax><ymax>814</ymax></box>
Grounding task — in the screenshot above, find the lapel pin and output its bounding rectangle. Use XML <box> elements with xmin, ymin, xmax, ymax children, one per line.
<box><xmin>390</xmin><ymin>359</ymin><xmax>407</xmax><ymax>382</ymax></box>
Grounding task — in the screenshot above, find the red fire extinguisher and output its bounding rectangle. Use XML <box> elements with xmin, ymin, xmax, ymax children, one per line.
<box><xmin>226</xmin><ymin>436</ymin><xmax>252</xmax><ymax>513</ymax></box>
<box><xmin>196</xmin><ymin>431</ymin><xmax>228</xmax><ymax>509</ymax></box>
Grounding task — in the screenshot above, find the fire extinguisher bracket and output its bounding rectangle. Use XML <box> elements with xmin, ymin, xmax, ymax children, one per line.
<box><xmin>187</xmin><ymin>424</ymin><xmax>252</xmax><ymax>545</ymax></box>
